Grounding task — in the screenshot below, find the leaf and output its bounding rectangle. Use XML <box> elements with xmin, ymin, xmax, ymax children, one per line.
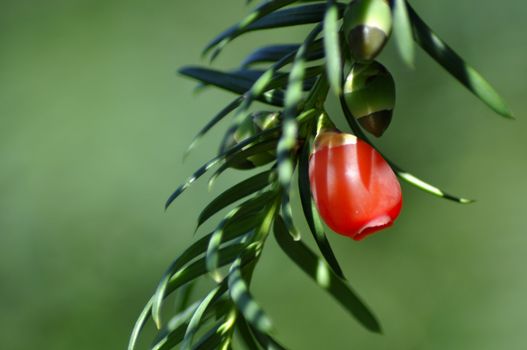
<box><xmin>303</xmin><ymin>72</ymin><xmax>330</xmax><ymax>110</ymax></box>
<box><xmin>181</xmin><ymin>285</ymin><xmax>226</xmax><ymax>350</ymax></box>
<box><xmin>191</xmin><ymin>320</ymin><xmax>229</xmax><ymax>350</ymax></box>
<box><xmin>217</xmin><ymin>61</ymin><xmax>320</xmax><ymax>167</ymax></box>
<box><xmin>216</xmin><ymin>44</ymin><xmax>320</xmax><ymax>160</ymax></box>
<box><xmin>207</xmin><ymin>207</ymin><xmax>250</xmax><ymax>282</ymax></box>
<box><xmin>152</xmin><ymin>319</ymin><xmax>187</xmax><ymax>350</ymax></box>
<box><xmin>277</xmin><ymin>24</ymin><xmax>322</xmax><ymax>190</ymax></box>
<box><xmin>198</xmin><ymin>170</ymin><xmax>274</xmax><ymax>227</ymax></box>
<box><xmin>216</xmin><ymin>49</ymin><xmax>299</xmax><ymax>158</ymax></box>
<box><xmin>149</xmin><ymin>304</ymin><xmax>232</xmax><ymax>350</ymax></box>
<box><xmin>128</xmin><ymin>297</ymin><xmax>154</xmax><ymax>350</ymax></box>
<box><xmin>213</xmin><ymin>297</ymin><xmax>235</xmax><ymax>321</ymax></box>
<box><xmin>408</xmin><ymin>4</ymin><xmax>513</xmax><ymax>118</ymax></box>
<box><xmin>175</xmin><ymin>282</ymin><xmax>197</xmax><ymax>314</ymax></box>
<box><xmin>254</xmin><ymin>194</ymin><xmax>280</xmax><ymax>242</ymax></box>
<box><xmin>167</xmin><ymin>243</ymin><xmax>260</xmax><ymax>296</ymax></box>
<box><xmin>280</xmin><ymin>196</ymin><xmax>300</xmax><ymax>241</ymax></box>
<box><xmin>219</xmin><ymin>191</ymin><xmax>278</xmax><ymax>228</ymax></box>
<box><xmin>235</xmin><ymin>314</ymin><xmax>262</xmax><ymax>350</ymax></box>
<box><xmin>241</xmin><ymin>41</ymin><xmax>324</xmax><ymax>68</ymax></box>
<box><xmin>168</xmin><ymin>301</ymin><xmax>201</xmax><ymax>335</ymax></box>
<box><xmin>151</xmin><ymin>215</ymin><xmax>263</xmax><ymax>327</ymax></box>
<box><xmin>266</xmin><ymin>66</ymin><xmax>325</xmax><ymax>91</ymax></box>
<box><xmin>166</xmin><ymin>126</ymin><xmax>281</xmax><ymax>209</ymax></box>
<box><xmin>295</xmin><ymin>107</ymin><xmax>319</xmax><ymax>124</ymax></box>
<box><xmin>226</xmin><ymin>54</ymin><xmax>300</xmax><ymax>145</ymax></box>
<box><xmin>185</xmin><ymin>96</ymin><xmax>245</xmax><ymax>159</ymax></box>
<box><xmin>297</xmin><ymin>136</ymin><xmax>345</xmax><ymax>279</ymax></box>
<box><xmin>203</xmin><ymin>0</ymin><xmax>299</xmax><ymax>59</ymax></box>
<box><xmin>151</xmin><ymin>298</ymin><xmax>232</xmax><ymax>350</ymax></box>
<box><xmin>208</xmin><ymin>139</ymin><xmax>278</xmax><ymax>189</ymax></box>
<box><xmin>205</xmin><ymin>189</ymin><xmax>280</xmax><ymax>282</ymax></box>
<box><xmin>205</xmin><ymin>2</ymin><xmax>344</xmax><ymax>59</ymax></box>
<box><xmin>392</xmin><ymin>0</ymin><xmax>415</xmax><ymax>67</ymax></box>
<box><xmin>151</xmin><ymin>243</ymin><xmax>247</xmax><ymax>330</ymax></box>
<box><xmin>245</xmin><ymin>3</ymin><xmax>344</xmax><ymax>32</ymax></box>
<box><xmin>392</xmin><ymin>166</ymin><xmax>474</xmax><ymax>204</ymax></box>
<box><xmin>245</xmin><ymin>53</ymin><xmax>297</xmax><ymax>101</ymax></box>
<box><xmin>339</xmin><ymin>94</ymin><xmax>474</xmax><ymax>204</ymax></box>
<box><xmin>274</xmin><ymin>216</ymin><xmax>382</xmax><ymax>333</ymax></box>
<box><xmin>248</xmin><ymin>321</ymin><xmax>288</xmax><ymax>350</ymax></box>
<box><xmin>179</xmin><ymin>66</ymin><xmax>284</xmax><ymax>106</ymax></box>
<box><xmin>151</xmin><ymin>302</ymin><xmax>199</xmax><ymax>350</ymax></box>
<box><xmin>228</xmin><ymin>258</ymin><xmax>273</xmax><ymax>333</ymax></box>
<box><xmin>224</xmin><ymin>68</ymin><xmax>322</xmax><ymax>91</ymax></box>
<box><xmin>276</xmin><ymin>117</ymin><xmax>301</xmax><ymax>176</ymax></box>
<box><xmin>323</xmin><ymin>0</ymin><xmax>342</xmax><ymax>95</ymax></box>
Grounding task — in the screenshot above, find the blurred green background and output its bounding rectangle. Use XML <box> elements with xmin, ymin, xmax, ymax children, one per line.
<box><xmin>1</xmin><ymin>0</ymin><xmax>526</xmax><ymax>349</ymax></box>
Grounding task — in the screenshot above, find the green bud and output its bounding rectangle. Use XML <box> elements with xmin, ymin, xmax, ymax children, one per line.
<box><xmin>343</xmin><ymin>0</ymin><xmax>392</xmax><ymax>62</ymax></box>
<box><xmin>343</xmin><ymin>61</ymin><xmax>396</xmax><ymax>137</ymax></box>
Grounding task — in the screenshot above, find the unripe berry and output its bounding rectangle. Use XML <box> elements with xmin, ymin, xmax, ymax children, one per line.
<box><xmin>343</xmin><ymin>62</ymin><xmax>395</xmax><ymax>137</ymax></box>
<box><xmin>343</xmin><ymin>0</ymin><xmax>392</xmax><ymax>62</ymax></box>
<box><xmin>309</xmin><ymin>131</ymin><xmax>402</xmax><ymax>240</ymax></box>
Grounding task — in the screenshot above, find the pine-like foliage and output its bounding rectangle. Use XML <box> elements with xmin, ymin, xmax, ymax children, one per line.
<box><xmin>130</xmin><ymin>1</ymin><xmax>512</xmax><ymax>349</ymax></box>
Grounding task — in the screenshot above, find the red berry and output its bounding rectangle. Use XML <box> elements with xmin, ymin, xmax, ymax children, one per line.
<box><xmin>309</xmin><ymin>131</ymin><xmax>402</xmax><ymax>241</ymax></box>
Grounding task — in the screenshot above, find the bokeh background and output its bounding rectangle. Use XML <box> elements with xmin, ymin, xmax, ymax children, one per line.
<box><xmin>1</xmin><ymin>0</ymin><xmax>526</xmax><ymax>349</ymax></box>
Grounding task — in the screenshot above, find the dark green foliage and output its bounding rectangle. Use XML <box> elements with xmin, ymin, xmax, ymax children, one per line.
<box><xmin>131</xmin><ymin>1</ymin><xmax>511</xmax><ymax>349</ymax></box>
<box><xmin>273</xmin><ymin>216</ymin><xmax>381</xmax><ymax>332</ymax></box>
<box><xmin>198</xmin><ymin>171</ymin><xmax>275</xmax><ymax>228</ymax></box>
<box><xmin>408</xmin><ymin>4</ymin><xmax>513</xmax><ymax>118</ymax></box>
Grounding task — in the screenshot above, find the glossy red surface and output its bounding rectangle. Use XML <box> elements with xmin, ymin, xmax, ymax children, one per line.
<box><xmin>309</xmin><ymin>132</ymin><xmax>402</xmax><ymax>240</ymax></box>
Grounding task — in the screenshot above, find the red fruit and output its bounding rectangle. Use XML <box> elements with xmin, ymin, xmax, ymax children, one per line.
<box><xmin>309</xmin><ymin>131</ymin><xmax>402</xmax><ymax>241</ymax></box>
